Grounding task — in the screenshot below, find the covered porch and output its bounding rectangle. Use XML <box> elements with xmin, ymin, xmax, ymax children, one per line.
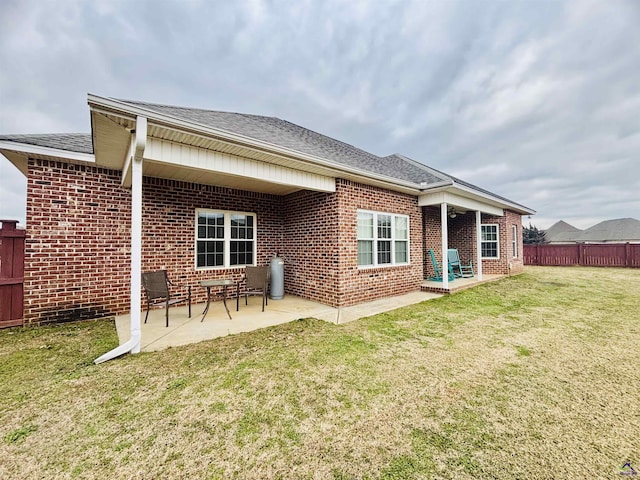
<box><xmin>115</xmin><ymin>291</ymin><xmax>443</xmax><ymax>352</ymax></box>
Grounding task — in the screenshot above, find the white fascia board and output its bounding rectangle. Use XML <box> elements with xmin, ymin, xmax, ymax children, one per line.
<box><xmin>87</xmin><ymin>94</ymin><xmax>421</xmax><ymax>193</ymax></box>
<box><xmin>451</xmin><ymin>181</ymin><xmax>535</xmax><ymax>215</ymax></box>
<box><xmin>418</xmin><ymin>190</ymin><xmax>504</xmax><ymax>216</ymax></box>
<box><xmin>0</xmin><ymin>141</ymin><xmax>95</xmax><ymax>163</ymax></box>
<box><xmin>420</xmin><ymin>182</ymin><xmax>534</xmax><ymax>215</ymax></box>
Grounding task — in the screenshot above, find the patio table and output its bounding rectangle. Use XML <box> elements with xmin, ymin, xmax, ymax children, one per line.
<box><xmin>200</xmin><ymin>279</ymin><xmax>239</xmax><ymax>321</ymax></box>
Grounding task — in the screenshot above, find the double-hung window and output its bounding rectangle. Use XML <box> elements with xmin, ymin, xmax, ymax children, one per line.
<box><xmin>196</xmin><ymin>210</ymin><xmax>256</xmax><ymax>268</ymax></box>
<box><xmin>481</xmin><ymin>224</ymin><xmax>499</xmax><ymax>259</ymax></box>
<box><xmin>512</xmin><ymin>225</ymin><xmax>518</xmax><ymax>258</ymax></box>
<box><xmin>357</xmin><ymin>210</ymin><xmax>409</xmax><ymax>267</ymax></box>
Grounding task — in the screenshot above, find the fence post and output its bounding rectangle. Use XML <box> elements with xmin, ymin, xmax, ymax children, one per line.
<box><xmin>0</xmin><ymin>220</ymin><xmax>25</xmax><ymax>327</ymax></box>
<box><xmin>578</xmin><ymin>244</ymin><xmax>584</xmax><ymax>266</ymax></box>
<box><xmin>625</xmin><ymin>243</ymin><xmax>631</xmax><ymax>267</ymax></box>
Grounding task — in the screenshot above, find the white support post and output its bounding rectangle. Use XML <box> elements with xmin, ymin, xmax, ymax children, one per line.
<box><xmin>441</xmin><ymin>202</ymin><xmax>449</xmax><ymax>289</ymax></box>
<box><xmin>476</xmin><ymin>210</ymin><xmax>483</xmax><ymax>281</ymax></box>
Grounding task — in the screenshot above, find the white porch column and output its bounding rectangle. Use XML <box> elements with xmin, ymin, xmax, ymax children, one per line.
<box><xmin>441</xmin><ymin>202</ymin><xmax>449</xmax><ymax>289</ymax></box>
<box><xmin>476</xmin><ymin>210</ymin><xmax>483</xmax><ymax>281</ymax></box>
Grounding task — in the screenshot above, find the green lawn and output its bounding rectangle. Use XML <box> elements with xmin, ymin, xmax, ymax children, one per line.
<box><xmin>1</xmin><ymin>266</ymin><xmax>639</xmax><ymax>479</ymax></box>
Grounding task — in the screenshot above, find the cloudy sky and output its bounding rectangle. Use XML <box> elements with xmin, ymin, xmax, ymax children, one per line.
<box><xmin>1</xmin><ymin>0</ymin><xmax>639</xmax><ymax>229</ymax></box>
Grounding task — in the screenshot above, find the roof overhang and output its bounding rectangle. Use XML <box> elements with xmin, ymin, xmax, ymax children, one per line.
<box><xmin>1</xmin><ymin>94</ymin><xmax>535</xmax><ymax>216</ymax></box>
<box><xmin>419</xmin><ymin>182</ymin><xmax>535</xmax><ymax>216</ymax></box>
<box><xmin>88</xmin><ymin>94</ymin><xmax>422</xmax><ymax>195</ymax></box>
<box><xmin>0</xmin><ymin>140</ymin><xmax>95</xmax><ymax>176</ymax></box>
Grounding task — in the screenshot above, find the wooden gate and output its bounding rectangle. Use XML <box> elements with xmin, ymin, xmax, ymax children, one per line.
<box><xmin>0</xmin><ymin>220</ymin><xmax>25</xmax><ymax>328</ymax></box>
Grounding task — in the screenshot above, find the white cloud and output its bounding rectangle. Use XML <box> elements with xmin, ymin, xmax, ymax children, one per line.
<box><xmin>1</xmin><ymin>0</ymin><xmax>639</xmax><ymax>230</ymax></box>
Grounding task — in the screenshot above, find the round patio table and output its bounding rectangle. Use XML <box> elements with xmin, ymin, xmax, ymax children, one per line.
<box><xmin>200</xmin><ymin>279</ymin><xmax>238</xmax><ymax>321</ymax></box>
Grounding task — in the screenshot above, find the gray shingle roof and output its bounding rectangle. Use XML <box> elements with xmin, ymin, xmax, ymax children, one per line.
<box><xmin>0</xmin><ymin>133</ymin><xmax>93</xmax><ymax>154</ymax></box>
<box><xmin>580</xmin><ymin>218</ymin><xmax>640</xmax><ymax>242</ymax></box>
<box><xmin>544</xmin><ymin>220</ymin><xmax>582</xmax><ymax>242</ymax></box>
<box><xmin>0</xmin><ymin>98</ymin><xmax>532</xmax><ymax>212</ymax></box>
<box><xmin>545</xmin><ymin>218</ymin><xmax>640</xmax><ymax>243</ymax></box>
<box><xmin>117</xmin><ymin>99</ymin><xmax>446</xmax><ymax>185</ymax></box>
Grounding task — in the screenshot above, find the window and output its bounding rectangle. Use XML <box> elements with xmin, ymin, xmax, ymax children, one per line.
<box><xmin>357</xmin><ymin>210</ymin><xmax>409</xmax><ymax>267</ymax></box>
<box><xmin>512</xmin><ymin>225</ymin><xmax>518</xmax><ymax>258</ymax></box>
<box><xmin>196</xmin><ymin>210</ymin><xmax>256</xmax><ymax>268</ymax></box>
<box><xmin>481</xmin><ymin>224</ymin><xmax>499</xmax><ymax>259</ymax></box>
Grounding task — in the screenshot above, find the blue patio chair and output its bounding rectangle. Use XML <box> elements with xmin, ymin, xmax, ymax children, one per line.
<box><xmin>428</xmin><ymin>249</ymin><xmax>455</xmax><ymax>282</ymax></box>
<box><xmin>447</xmin><ymin>249</ymin><xmax>474</xmax><ymax>278</ymax></box>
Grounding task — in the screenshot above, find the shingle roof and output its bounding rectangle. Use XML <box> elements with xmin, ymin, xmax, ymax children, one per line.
<box><xmin>116</xmin><ymin>99</ymin><xmax>446</xmax><ymax>185</ymax></box>
<box><xmin>544</xmin><ymin>220</ymin><xmax>582</xmax><ymax>242</ymax></box>
<box><xmin>0</xmin><ymin>98</ymin><xmax>532</xmax><ymax>212</ymax></box>
<box><xmin>0</xmin><ymin>133</ymin><xmax>93</xmax><ymax>154</ymax></box>
<box><xmin>580</xmin><ymin>218</ymin><xmax>640</xmax><ymax>242</ymax></box>
<box><xmin>545</xmin><ymin>218</ymin><xmax>640</xmax><ymax>243</ymax></box>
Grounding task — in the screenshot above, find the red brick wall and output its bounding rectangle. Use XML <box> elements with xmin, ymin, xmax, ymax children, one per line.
<box><xmin>447</xmin><ymin>212</ymin><xmax>478</xmax><ymax>270</ymax></box>
<box><xmin>25</xmin><ymin>166</ymin><xmax>426</xmax><ymax>318</ymax></box>
<box><xmin>334</xmin><ymin>179</ymin><xmax>423</xmax><ymax>307</ymax></box>
<box><xmin>25</xmin><ymin>160</ymin><xmax>131</xmax><ymax>324</ymax></box>
<box><xmin>140</xmin><ymin>177</ymin><xmax>284</xmax><ymax>306</ymax></box>
<box><xmin>24</xmin><ymin>161</ymin><xmax>286</xmax><ymax>323</ymax></box>
<box><xmin>423</xmin><ymin>206</ymin><xmax>442</xmax><ymax>278</ymax></box>
<box><xmin>481</xmin><ymin>210</ymin><xmax>524</xmax><ymax>275</ymax></box>
<box><xmin>24</xmin><ymin>158</ymin><xmax>524</xmax><ymax>324</ymax></box>
<box><xmin>281</xmin><ymin>189</ymin><xmax>340</xmax><ymax>305</ymax></box>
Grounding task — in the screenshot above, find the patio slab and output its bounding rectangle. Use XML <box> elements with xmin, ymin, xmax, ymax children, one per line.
<box><xmin>115</xmin><ymin>290</ymin><xmax>442</xmax><ymax>352</ymax></box>
<box><xmin>421</xmin><ymin>273</ymin><xmax>505</xmax><ymax>294</ymax></box>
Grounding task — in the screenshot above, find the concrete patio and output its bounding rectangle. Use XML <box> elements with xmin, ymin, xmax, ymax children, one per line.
<box><xmin>116</xmin><ymin>290</ymin><xmax>443</xmax><ymax>352</ymax></box>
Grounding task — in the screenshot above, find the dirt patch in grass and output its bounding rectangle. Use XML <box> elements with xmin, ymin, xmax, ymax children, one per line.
<box><xmin>0</xmin><ymin>267</ymin><xmax>639</xmax><ymax>478</ymax></box>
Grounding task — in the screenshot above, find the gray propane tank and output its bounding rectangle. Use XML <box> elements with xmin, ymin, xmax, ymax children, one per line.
<box><xmin>270</xmin><ymin>254</ymin><xmax>285</xmax><ymax>300</ymax></box>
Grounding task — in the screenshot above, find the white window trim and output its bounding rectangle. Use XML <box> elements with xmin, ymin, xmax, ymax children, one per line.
<box><xmin>512</xmin><ymin>224</ymin><xmax>518</xmax><ymax>258</ymax></box>
<box><xmin>357</xmin><ymin>209</ymin><xmax>410</xmax><ymax>268</ymax></box>
<box><xmin>195</xmin><ymin>209</ymin><xmax>257</xmax><ymax>270</ymax></box>
<box><xmin>481</xmin><ymin>224</ymin><xmax>500</xmax><ymax>260</ymax></box>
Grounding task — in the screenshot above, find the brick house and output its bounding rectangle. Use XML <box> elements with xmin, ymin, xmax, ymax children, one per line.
<box><xmin>0</xmin><ymin>94</ymin><xmax>534</xmax><ymax>334</ymax></box>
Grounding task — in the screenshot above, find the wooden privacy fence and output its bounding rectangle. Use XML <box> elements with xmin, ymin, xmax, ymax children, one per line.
<box><xmin>0</xmin><ymin>220</ymin><xmax>25</xmax><ymax>328</ymax></box>
<box><xmin>524</xmin><ymin>243</ymin><xmax>640</xmax><ymax>268</ymax></box>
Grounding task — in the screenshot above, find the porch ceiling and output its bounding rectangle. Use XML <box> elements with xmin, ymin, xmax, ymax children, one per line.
<box><xmin>142</xmin><ymin>159</ymin><xmax>305</xmax><ymax>195</ymax></box>
<box><xmin>92</xmin><ymin>110</ymin><xmax>338</xmax><ymax>194</ymax></box>
<box><xmin>92</xmin><ymin>109</ymin><xmax>342</xmax><ymax>177</ymax></box>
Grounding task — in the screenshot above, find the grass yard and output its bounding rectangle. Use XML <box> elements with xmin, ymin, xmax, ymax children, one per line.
<box><xmin>1</xmin><ymin>266</ymin><xmax>639</xmax><ymax>479</ymax></box>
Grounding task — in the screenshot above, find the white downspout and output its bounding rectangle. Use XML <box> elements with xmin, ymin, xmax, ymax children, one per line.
<box><xmin>476</xmin><ymin>210</ymin><xmax>483</xmax><ymax>281</ymax></box>
<box><xmin>441</xmin><ymin>203</ymin><xmax>449</xmax><ymax>289</ymax></box>
<box><xmin>95</xmin><ymin>116</ymin><xmax>147</xmax><ymax>364</ymax></box>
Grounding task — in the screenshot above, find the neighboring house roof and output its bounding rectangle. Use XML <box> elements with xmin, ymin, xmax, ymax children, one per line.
<box><xmin>544</xmin><ymin>220</ymin><xmax>582</xmax><ymax>243</ymax></box>
<box><xmin>0</xmin><ymin>96</ymin><xmax>534</xmax><ymax>214</ymax></box>
<box><xmin>580</xmin><ymin>218</ymin><xmax>640</xmax><ymax>242</ymax></box>
<box><xmin>545</xmin><ymin>218</ymin><xmax>640</xmax><ymax>243</ymax></box>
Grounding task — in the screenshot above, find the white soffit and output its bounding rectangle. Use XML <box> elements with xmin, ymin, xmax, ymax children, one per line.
<box><xmin>418</xmin><ymin>190</ymin><xmax>504</xmax><ymax>216</ymax></box>
<box><xmin>144</xmin><ymin>137</ymin><xmax>336</xmax><ymax>193</ymax></box>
